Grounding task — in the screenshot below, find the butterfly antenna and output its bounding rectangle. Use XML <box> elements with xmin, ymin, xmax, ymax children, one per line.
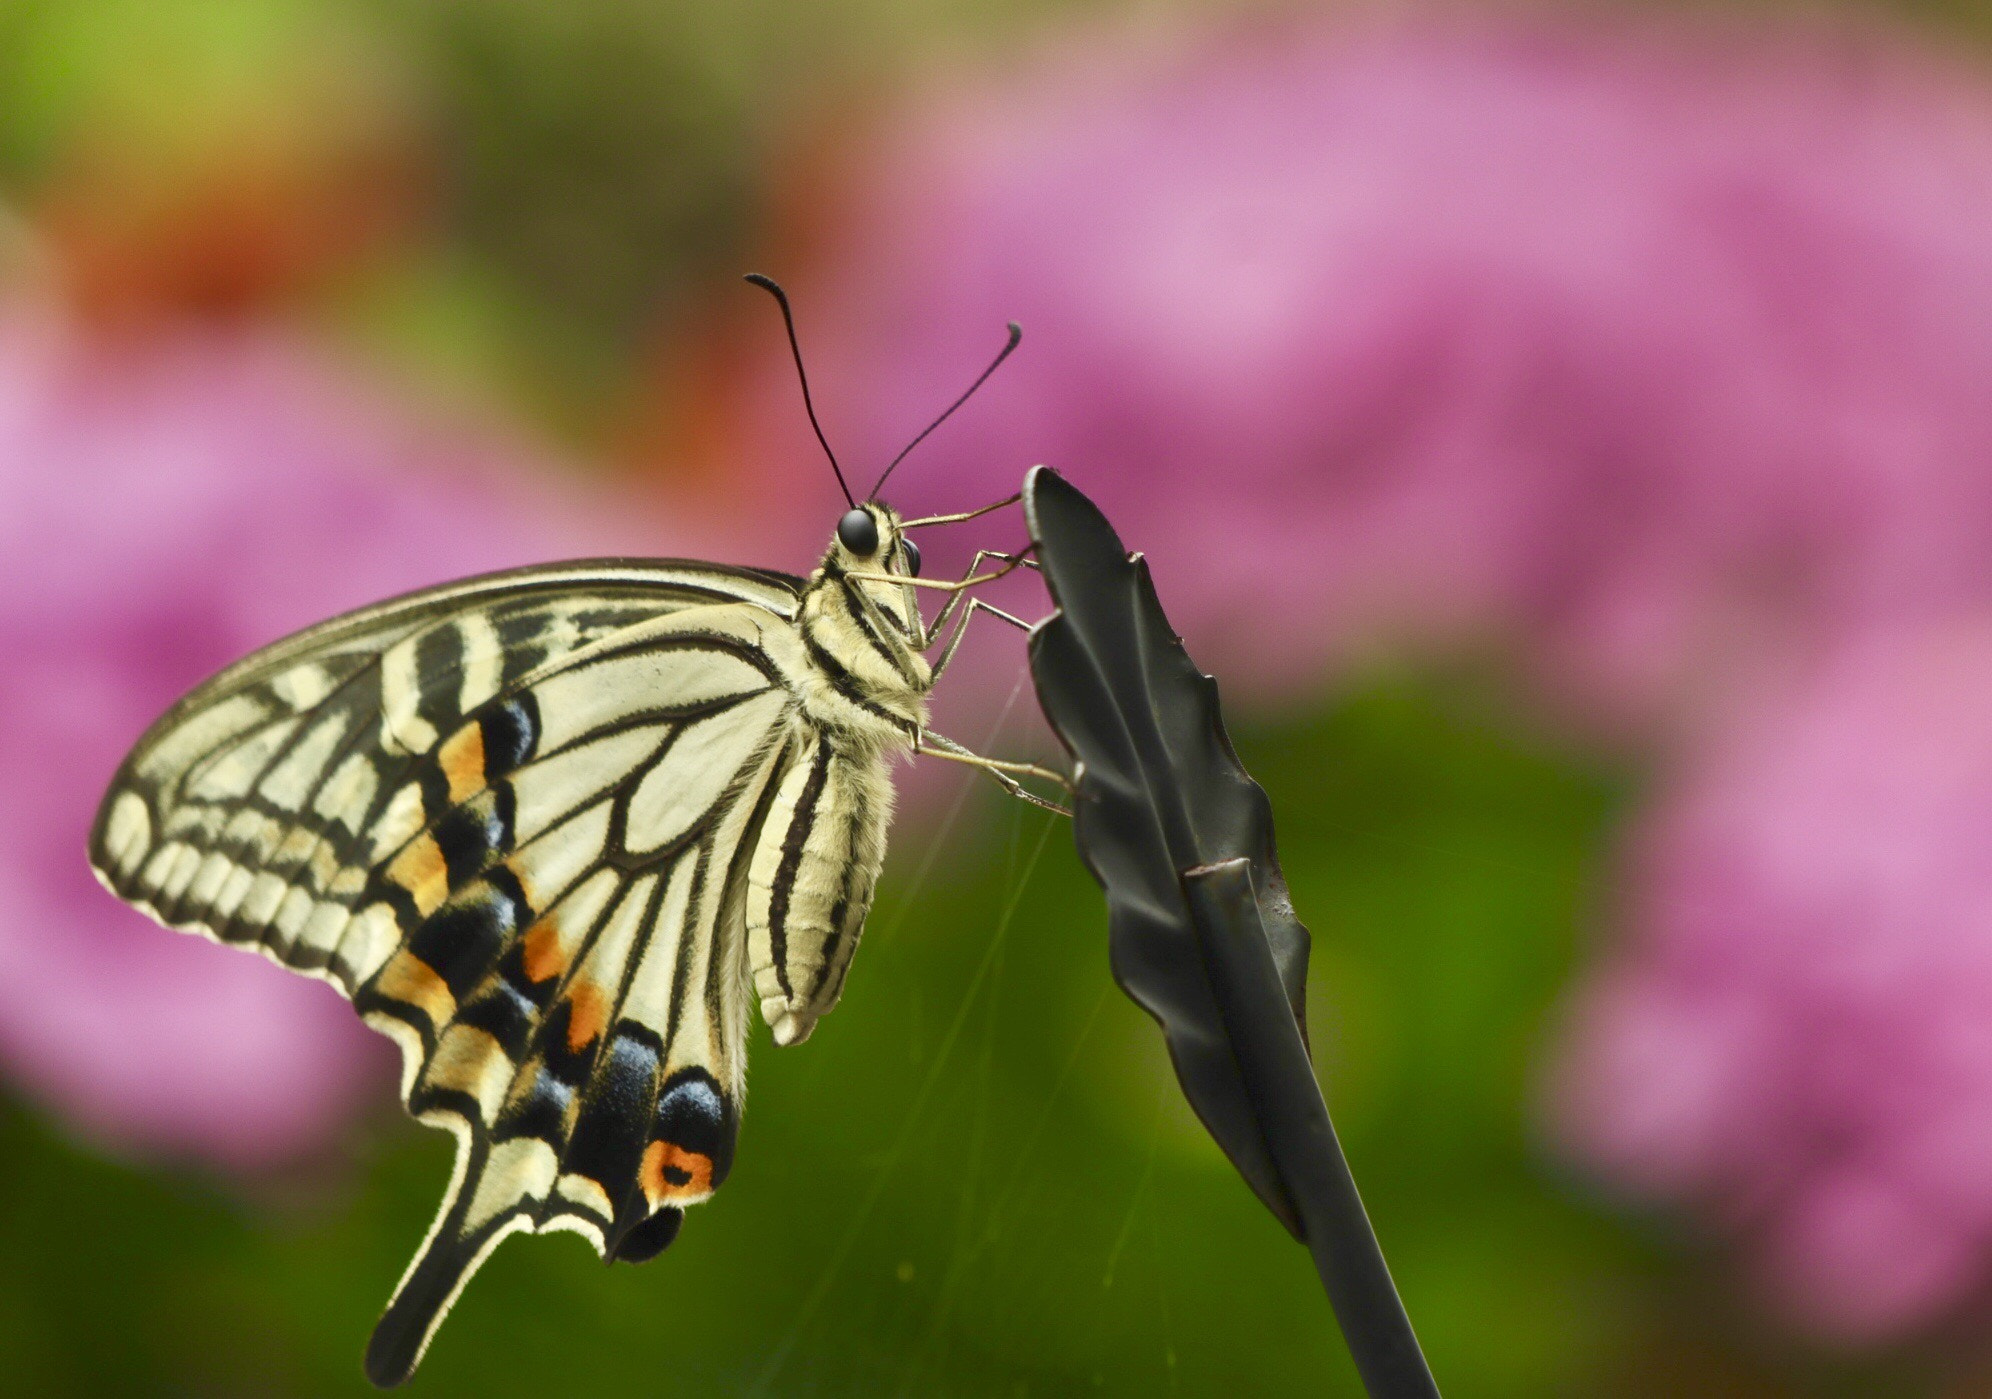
<box><xmin>745</xmin><ymin>273</ymin><xmax>854</xmax><ymax>509</ymax></box>
<box><xmin>870</xmin><ymin>321</ymin><xmax>1022</xmax><ymax>499</ymax></box>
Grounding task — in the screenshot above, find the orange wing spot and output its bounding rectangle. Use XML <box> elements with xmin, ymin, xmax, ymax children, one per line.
<box><xmin>375</xmin><ymin>951</ymin><xmax>456</xmax><ymax>1028</ymax></box>
<box><xmin>521</xmin><ymin>918</ymin><xmax>566</xmax><ymax>984</ymax></box>
<box><xmin>386</xmin><ymin>833</ymin><xmax>449</xmax><ymax>916</ymax></box>
<box><xmin>438</xmin><ymin>723</ymin><xmax>487</xmax><ymax>804</ymax></box>
<box><xmin>640</xmin><ymin>1139</ymin><xmax>716</xmax><ymax>1206</ymax></box>
<box><xmin>565</xmin><ymin>979</ymin><xmax>609</xmax><ymax>1053</ymax></box>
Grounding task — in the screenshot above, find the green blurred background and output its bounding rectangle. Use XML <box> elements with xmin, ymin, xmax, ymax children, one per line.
<box><xmin>8</xmin><ymin>1</ymin><xmax>1992</xmax><ymax>1395</ymax></box>
<box><xmin>6</xmin><ymin>678</ymin><xmax>1666</xmax><ymax>1396</ymax></box>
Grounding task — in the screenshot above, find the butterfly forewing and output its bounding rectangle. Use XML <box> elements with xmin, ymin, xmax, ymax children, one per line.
<box><xmin>93</xmin><ymin>559</ymin><xmax>803</xmax><ymax>987</ymax></box>
<box><xmin>89</xmin><ymin>558</ymin><xmax>813</xmax><ymax>1385</ymax></box>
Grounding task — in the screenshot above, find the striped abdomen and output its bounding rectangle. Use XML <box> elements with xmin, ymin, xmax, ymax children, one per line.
<box><xmin>745</xmin><ymin>733</ymin><xmax>894</xmax><ymax>1046</ymax></box>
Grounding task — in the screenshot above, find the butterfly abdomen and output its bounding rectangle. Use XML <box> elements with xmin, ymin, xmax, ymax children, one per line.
<box><xmin>744</xmin><ymin>732</ymin><xmax>894</xmax><ymax>1046</ymax></box>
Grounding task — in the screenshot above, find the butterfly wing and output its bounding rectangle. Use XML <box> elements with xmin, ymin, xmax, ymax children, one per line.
<box><xmin>89</xmin><ymin>558</ymin><xmax>808</xmax><ymax>1386</ymax></box>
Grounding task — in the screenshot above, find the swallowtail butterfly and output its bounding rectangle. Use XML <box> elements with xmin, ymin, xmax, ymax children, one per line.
<box><xmin>87</xmin><ymin>277</ymin><xmax>1065</xmax><ymax>1386</ymax></box>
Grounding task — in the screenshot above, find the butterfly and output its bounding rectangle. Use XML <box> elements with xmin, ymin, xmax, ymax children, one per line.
<box><xmin>86</xmin><ymin>276</ymin><xmax>1067</xmax><ymax>1387</ymax></box>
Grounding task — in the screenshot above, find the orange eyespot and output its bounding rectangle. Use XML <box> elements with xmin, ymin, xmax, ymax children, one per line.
<box><xmin>641</xmin><ymin>1140</ymin><xmax>716</xmax><ymax>1204</ymax></box>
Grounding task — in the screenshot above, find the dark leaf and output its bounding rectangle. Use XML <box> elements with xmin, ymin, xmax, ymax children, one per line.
<box><xmin>1024</xmin><ymin>466</ymin><xmax>1439</xmax><ymax>1399</ymax></box>
<box><xmin>1022</xmin><ymin>464</ymin><xmax>1311</xmax><ymax>1230</ymax></box>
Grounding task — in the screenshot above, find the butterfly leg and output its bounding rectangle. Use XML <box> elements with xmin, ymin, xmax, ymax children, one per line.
<box><xmin>917</xmin><ymin>547</ymin><xmax>1038</xmax><ymax>649</ymax></box>
<box><xmin>927</xmin><ymin>598</ymin><xmax>1034</xmax><ymax>682</ymax></box>
<box><xmin>846</xmin><ymin>545</ymin><xmax>1033</xmax><ymax>596</ymax></box>
<box><xmin>915</xmin><ymin>730</ymin><xmax>1072</xmax><ymax>816</ymax></box>
<box><xmin>897</xmin><ymin>491</ymin><xmax>1023</xmax><ymax>529</ymax></box>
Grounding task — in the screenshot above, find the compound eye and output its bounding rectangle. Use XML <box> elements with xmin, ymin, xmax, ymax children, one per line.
<box><xmin>837</xmin><ymin>508</ymin><xmax>879</xmax><ymax>556</ymax></box>
<box><xmin>901</xmin><ymin>537</ymin><xmax>923</xmax><ymax>577</ymax></box>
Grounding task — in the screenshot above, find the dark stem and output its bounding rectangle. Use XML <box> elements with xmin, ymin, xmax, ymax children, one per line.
<box><xmin>1180</xmin><ymin>858</ymin><xmax>1440</xmax><ymax>1399</ymax></box>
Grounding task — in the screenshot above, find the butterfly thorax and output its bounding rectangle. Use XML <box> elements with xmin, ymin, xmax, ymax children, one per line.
<box><xmin>789</xmin><ymin>505</ymin><xmax>933</xmax><ymax>752</ymax></box>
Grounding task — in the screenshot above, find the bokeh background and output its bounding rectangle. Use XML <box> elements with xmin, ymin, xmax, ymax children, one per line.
<box><xmin>10</xmin><ymin>0</ymin><xmax>1992</xmax><ymax>1394</ymax></box>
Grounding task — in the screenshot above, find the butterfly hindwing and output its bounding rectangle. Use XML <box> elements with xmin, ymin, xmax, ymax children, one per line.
<box><xmin>361</xmin><ymin>645</ymin><xmax>796</xmax><ymax>1384</ymax></box>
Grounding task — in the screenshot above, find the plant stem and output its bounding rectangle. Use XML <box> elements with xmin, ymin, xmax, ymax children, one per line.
<box><xmin>1182</xmin><ymin>859</ymin><xmax>1440</xmax><ymax>1399</ymax></box>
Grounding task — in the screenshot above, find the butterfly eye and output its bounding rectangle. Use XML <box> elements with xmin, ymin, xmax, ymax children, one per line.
<box><xmin>838</xmin><ymin>508</ymin><xmax>879</xmax><ymax>556</ymax></box>
<box><xmin>900</xmin><ymin>538</ymin><xmax>922</xmax><ymax>577</ymax></box>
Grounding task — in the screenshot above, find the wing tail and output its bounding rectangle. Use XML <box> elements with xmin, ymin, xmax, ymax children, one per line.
<box><xmin>365</xmin><ymin>1133</ymin><xmax>532</xmax><ymax>1388</ymax></box>
<box><xmin>365</xmin><ymin>1237</ymin><xmax>471</xmax><ymax>1389</ymax></box>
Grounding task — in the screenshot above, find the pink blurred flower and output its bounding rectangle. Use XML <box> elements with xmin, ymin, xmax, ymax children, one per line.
<box><xmin>1552</xmin><ymin>618</ymin><xmax>1992</xmax><ymax>1340</ymax></box>
<box><xmin>748</xmin><ymin>13</ymin><xmax>1992</xmax><ymax>725</ymax></box>
<box><xmin>0</xmin><ymin>304</ymin><xmax>622</xmax><ymax>1171</ymax></box>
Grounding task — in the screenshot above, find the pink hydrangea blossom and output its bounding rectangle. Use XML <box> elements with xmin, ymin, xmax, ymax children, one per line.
<box><xmin>745</xmin><ymin>13</ymin><xmax>1992</xmax><ymax>728</ymax></box>
<box><xmin>0</xmin><ymin>304</ymin><xmax>640</xmax><ymax>1171</ymax></box>
<box><xmin>1552</xmin><ymin>618</ymin><xmax>1992</xmax><ymax>1340</ymax></box>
